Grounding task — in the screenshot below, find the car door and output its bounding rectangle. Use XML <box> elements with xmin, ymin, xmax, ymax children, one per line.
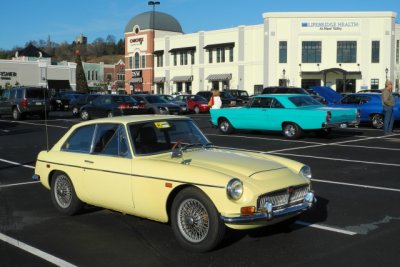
<box><xmin>82</xmin><ymin>123</ymin><xmax>134</xmax><ymax>212</ymax></box>
<box><xmin>238</xmin><ymin>97</ymin><xmax>271</xmax><ymax>130</ymax></box>
<box><xmin>90</xmin><ymin>96</ymin><xmax>107</xmax><ymax>118</ymax></box>
<box><xmin>0</xmin><ymin>89</ymin><xmax>11</xmax><ymax>115</ymax></box>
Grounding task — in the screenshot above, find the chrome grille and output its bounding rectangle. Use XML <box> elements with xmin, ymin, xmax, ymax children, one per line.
<box><xmin>257</xmin><ymin>185</ymin><xmax>310</xmax><ymax>211</ymax></box>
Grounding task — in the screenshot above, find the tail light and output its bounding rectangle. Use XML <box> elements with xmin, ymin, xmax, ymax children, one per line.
<box><xmin>118</xmin><ymin>104</ymin><xmax>129</xmax><ymax>109</ymax></box>
<box><xmin>21</xmin><ymin>98</ymin><xmax>28</xmax><ymax>108</ymax></box>
<box><xmin>326</xmin><ymin>111</ymin><xmax>331</xmax><ymax>122</ymax></box>
<box><xmin>138</xmin><ymin>103</ymin><xmax>145</xmax><ymax>109</ymax></box>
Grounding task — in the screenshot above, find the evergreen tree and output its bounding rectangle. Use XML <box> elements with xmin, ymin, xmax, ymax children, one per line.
<box><xmin>75</xmin><ymin>50</ymin><xmax>88</xmax><ymax>93</ymax></box>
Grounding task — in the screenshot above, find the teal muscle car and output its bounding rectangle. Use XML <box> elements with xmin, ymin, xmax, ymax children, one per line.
<box><xmin>210</xmin><ymin>94</ymin><xmax>359</xmax><ymax>139</ymax></box>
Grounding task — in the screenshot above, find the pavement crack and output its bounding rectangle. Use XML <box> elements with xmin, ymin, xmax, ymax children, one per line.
<box><xmin>344</xmin><ymin>216</ymin><xmax>400</xmax><ymax>235</ymax></box>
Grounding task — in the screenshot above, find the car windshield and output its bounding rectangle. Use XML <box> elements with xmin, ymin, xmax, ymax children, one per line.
<box><xmin>221</xmin><ymin>91</ymin><xmax>233</xmax><ymax>98</ymax></box>
<box><xmin>190</xmin><ymin>95</ymin><xmax>207</xmax><ymax>102</ymax></box>
<box><xmin>288</xmin><ymin>95</ymin><xmax>324</xmax><ymax>107</ymax></box>
<box><xmin>129</xmin><ymin>119</ymin><xmax>210</xmax><ymax>155</ymax></box>
<box><xmin>26</xmin><ymin>89</ymin><xmax>48</xmax><ymax>99</ymax></box>
<box><xmin>160</xmin><ymin>95</ymin><xmax>174</xmax><ymax>101</ymax></box>
<box><xmin>145</xmin><ymin>95</ymin><xmax>167</xmax><ymax>104</ymax></box>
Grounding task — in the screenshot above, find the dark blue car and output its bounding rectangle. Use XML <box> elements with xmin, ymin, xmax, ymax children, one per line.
<box><xmin>310</xmin><ymin>86</ymin><xmax>400</xmax><ymax>129</ymax></box>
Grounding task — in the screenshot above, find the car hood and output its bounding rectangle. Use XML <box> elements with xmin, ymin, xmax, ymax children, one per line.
<box><xmin>310</xmin><ymin>86</ymin><xmax>343</xmax><ymax>104</ymax></box>
<box><xmin>163</xmin><ymin>148</ymin><xmax>290</xmax><ymax>178</ymax></box>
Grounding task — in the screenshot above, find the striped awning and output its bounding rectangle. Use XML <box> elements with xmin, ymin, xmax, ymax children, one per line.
<box><xmin>171</xmin><ymin>75</ymin><xmax>193</xmax><ymax>82</ymax></box>
<box><xmin>154</xmin><ymin>77</ymin><xmax>165</xmax><ymax>83</ymax></box>
<box><xmin>206</xmin><ymin>73</ymin><xmax>232</xmax><ymax>81</ymax></box>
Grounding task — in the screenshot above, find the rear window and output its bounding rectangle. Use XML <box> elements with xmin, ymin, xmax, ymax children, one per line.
<box><xmin>288</xmin><ymin>96</ymin><xmax>323</xmax><ymax>107</ymax></box>
<box><xmin>26</xmin><ymin>89</ymin><xmax>47</xmax><ymax>99</ymax></box>
<box><xmin>112</xmin><ymin>95</ymin><xmax>137</xmax><ymax>104</ymax></box>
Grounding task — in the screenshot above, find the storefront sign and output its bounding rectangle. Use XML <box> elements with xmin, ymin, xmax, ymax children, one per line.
<box><xmin>0</xmin><ymin>71</ymin><xmax>17</xmax><ymax>80</ymax></box>
<box><xmin>301</xmin><ymin>21</ymin><xmax>360</xmax><ymax>32</ymax></box>
<box><xmin>127</xmin><ymin>35</ymin><xmax>148</xmax><ymax>53</ymax></box>
<box><xmin>131</xmin><ymin>70</ymin><xmax>143</xmax><ymax>84</ymax></box>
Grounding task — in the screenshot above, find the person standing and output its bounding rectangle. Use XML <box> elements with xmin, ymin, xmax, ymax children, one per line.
<box><xmin>382</xmin><ymin>80</ymin><xmax>395</xmax><ymax>134</ymax></box>
<box><xmin>208</xmin><ymin>89</ymin><xmax>222</xmax><ymax>109</ymax></box>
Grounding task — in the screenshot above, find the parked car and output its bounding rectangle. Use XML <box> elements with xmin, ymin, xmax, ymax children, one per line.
<box><xmin>32</xmin><ymin>115</ymin><xmax>316</xmax><ymax>252</ymax></box>
<box><xmin>210</xmin><ymin>94</ymin><xmax>359</xmax><ymax>139</ymax></box>
<box><xmin>310</xmin><ymin>86</ymin><xmax>400</xmax><ymax>129</ymax></box>
<box><xmin>158</xmin><ymin>94</ymin><xmax>188</xmax><ymax>114</ymax></box>
<box><xmin>49</xmin><ymin>91</ymin><xmax>71</xmax><ymax>111</ymax></box>
<box><xmin>131</xmin><ymin>95</ymin><xmax>182</xmax><ymax>114</ymax></box>
<box><xmin>262</xmin><ymin>86</ymin><xmax>309</xmax><ymax>95</ymax></box>
<box><xmin>175</xmin><ymin>94</ymin><xmax>210</xmax><ymax>114</ymax></box>
<box><xmin>71</xmin><ymin>94</ymin><xmax>101</xmax><ymax>117</ymax></box>
<box><xmin>224</xmin><ymin>89</ymin><xmax>250</xmax><ymax>104</ymax></box>
<box><xmin>196</xmin><ymin>91</ymin><xmax>240</xmax><ymax>106</ymax></box>
<box><xmin>0</xmin><ymin>86</ymin><xmax>50</xmax><ymax>120</ymax></box>
<box><xmin>79</xmin><ymin>94</ymin><xmax>145</xmax><ymax>120</ymax></box>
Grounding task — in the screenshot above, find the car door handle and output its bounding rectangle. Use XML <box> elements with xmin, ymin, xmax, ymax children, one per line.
<box><xmin>84</xmin><ymin>160</ymin><xmax>94</xmax><ymax>164</ymax></box>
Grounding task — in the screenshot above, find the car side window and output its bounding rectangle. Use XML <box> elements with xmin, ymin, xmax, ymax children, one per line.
<box><xmin>271</xmin><ymin>99</ymin><xmax>284</xmax><ymax>108</ymax></box>
<box><xmin>251</xmin><ymin>98</ymin><xmax>272</xmax><ymax>108</ymax></box>
<box><xmin>2</xmin><ymin>89</ymin><xmax>10</xmax><ymax>99</ymax></box>
<box><xmin>93</xmin><ymin>124</ymin><xmax>131</xmax><ymax>157</ymax></box>
<box><xmin>61</xmin><ymin>125</ymin><xmax>96</xmax><ymax>153</ymax></box>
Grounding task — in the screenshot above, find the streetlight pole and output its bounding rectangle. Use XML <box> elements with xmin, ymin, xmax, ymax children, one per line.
<box><xmin>385</xmin><ymin>67</ymin><xmax>389</xmax><ymax>81</ymax></box>
<box><xmin>148</xmin><ymin>1</ymin><xmax>160</xmax><ymax>93</ymax></box>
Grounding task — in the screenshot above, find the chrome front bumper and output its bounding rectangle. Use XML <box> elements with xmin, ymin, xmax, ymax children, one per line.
<box><xmin>221</xmin><ymin>192</ymin><xmax>316</xmax><ymax>225</ymax></box>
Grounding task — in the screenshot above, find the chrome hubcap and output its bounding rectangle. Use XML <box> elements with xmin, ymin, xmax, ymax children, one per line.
<box><xmin>372</xmin><ymin>115</ymin><xmax>383</xmax><ymax>128</ymax></box>
<box><xmin>54</xmin><ymin>175</ymin><xmax>72</xmax><ymax>208</ymax></box>
<box><xmin>220</xmin><ymin>121</ymin><xmax>229</xmax><ymax>132</ymax></box>
<box><xmin>285</xmin><ymin>125</ymin><xmax>295</xmax><ymax>137</ymax></box>
<box><xmin>177</xmin><ymin>199</ymin><xmax>209</xmax><ymax>243</ymax></box>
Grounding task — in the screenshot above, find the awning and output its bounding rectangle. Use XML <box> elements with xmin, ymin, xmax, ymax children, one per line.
<box><xmin>169</xmin><ymin>46</ymin><xmax>196</xmax><ymax>53</ymax></box>
<box><xmin>154</xmin><ymin>77</ymin><xmax>165</xmax><ymax>83</ymax></box>
<box><xmin>129</xmin><ymin>77</ymin><xmax>143</xmax><ymax>84</ymax></box>
<box><xmin>47</xmin><ymin>80</ymin><xmax>71</xmax><ymax>90</ymax></box>
<box><xmin>206</xmin><ymin>73</ymin><xmax>232</xmax><ymax>81</ymax></box>
<box><xmin>154</xmin><ymin>50</ymin><xmax>164</xmax><ymax>55</ymax></box>
<box><xmin>203</xmin><ymin>42</ymin><xmax>235</xmax><ymax>50</ymax></box>
<box><xmin>171</xmin><ymin>75</ymin><xmax>193</xmax><ymax>82</ymax></box>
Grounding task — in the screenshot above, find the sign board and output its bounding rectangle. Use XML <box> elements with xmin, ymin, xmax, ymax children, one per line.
<box><xmin>131</xmin><ymin>70</ymin><xmax>143</xmax><ymax>84</ymax></box>
<box><xmin>127</xmin><ymin>35</ymin><xmax>148</xmax><ymax>53</ymax></box>
<box><xmin>301</xmin><ymin>20</ymin><xmax>360</xmax><ymax>32</ymax></box>
<box><xmin>0</xmin><ymin>71</ymin><xmax>17</xmax><ymax>81</ymax></box>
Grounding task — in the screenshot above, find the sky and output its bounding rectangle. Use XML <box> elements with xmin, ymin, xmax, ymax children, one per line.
<box><xmin>1</xmin><ymin>0</ymin><xmax>399</xmax><ymax>50</ymax></box>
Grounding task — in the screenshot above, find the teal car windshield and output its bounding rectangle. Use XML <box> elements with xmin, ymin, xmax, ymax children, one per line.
<box><xmin>288</xmin><ymin>95</ymin><xmax>324</xmax><ymax>107</ymax></box>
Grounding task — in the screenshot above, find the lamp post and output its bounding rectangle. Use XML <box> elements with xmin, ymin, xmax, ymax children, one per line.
<box><xmin>148</xmin><ymin>1</ymin><xmax>160</xmax><ymax>93</ymax></box>
<box><xmin>282</xmin><ymin>69</ymin><xmax>287</xmax><ymax>86</ymax></box>
<box><xmin>385</xmin><ymin>67</ymin><xmax>389</xmax><ymax>81</ymax></box>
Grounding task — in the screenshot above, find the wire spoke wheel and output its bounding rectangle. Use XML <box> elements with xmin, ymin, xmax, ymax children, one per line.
<box><xmin>177</xmin><ymin>199</ymin><xmax>209</xmax><ymax>243</ymax></box>
<box><xmin>54</xmin><ymin>174</ymin><xmax>73</xmax><ymax>209</ymax></box>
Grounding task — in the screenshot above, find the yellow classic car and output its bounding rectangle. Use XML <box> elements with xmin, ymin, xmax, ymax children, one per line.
<box><xmin>33</xmin><ymin>115</ymin><xmax>316</xmax><ymax>252</ymax></box>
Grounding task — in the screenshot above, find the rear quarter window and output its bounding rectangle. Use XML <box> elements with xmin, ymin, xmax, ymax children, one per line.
<box><xmin>61</xmin><ymin>125</ymin><xmax>96</xmax><ymax>153</ymax></box>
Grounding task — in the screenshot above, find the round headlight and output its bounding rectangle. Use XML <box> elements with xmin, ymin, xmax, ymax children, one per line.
<box><xmin>226</xmin><ymin>178</ymin><xmax>243</xmax><ymax>200</ymax></box>
<box><xmin>299</xmin><ymin>165</ymin><xmax>312</xmax><ymax>180</ymax></box>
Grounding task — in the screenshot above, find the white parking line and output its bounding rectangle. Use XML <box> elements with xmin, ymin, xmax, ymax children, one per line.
<box><xmin>0</xmin><ymin>181</ymin><xmax>39</xmax><ymax>188</ymax></box>
<box><xmin>0</xmin><ymin>232</ymin><xmax>77</xmax><ymax>267</ymax></box>
<box><xmin>0</xmin><ymin>119</ymin><xmax>69</xmax><ymax>129</ymax></box>
<box><xmin>295</xmin><ymin>221</ymin><xmax>357</xmax><ymax>236</ymax></box>
<box><xmin>311</xmin><ymin>179</ymin><xmax>400</xmax><ymax>193</ymax></box>
<box><xmin>0</xmin><ymin>159</ymin><xmax>35</xmax><ymax>169</ymax></box>
<box><xmin>206</xmin><ymin>133</ymin><xmax>322</xmax><ymax>145</ymax></box>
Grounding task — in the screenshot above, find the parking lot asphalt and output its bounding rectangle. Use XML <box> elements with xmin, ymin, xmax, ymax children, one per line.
<box><xmin>1</xmin><ymin>112</ymin><xmax>399</xmax><ymax>267</ymax></box>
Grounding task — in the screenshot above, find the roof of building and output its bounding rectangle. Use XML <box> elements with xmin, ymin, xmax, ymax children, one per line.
<box><xmin>17</xmin><ymin>43</ymin><xmax>51</xmax><ymax>58</ymax></box>
<box><xmin>125</xmin><ymin>11</ymin><xmax>183</xmax><ymax>33</ymax></box>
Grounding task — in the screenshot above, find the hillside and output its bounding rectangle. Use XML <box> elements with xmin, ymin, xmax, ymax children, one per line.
<box><xmin>85</xmin><ymin>54</ymin><xmax>125</xmax><ymax>64</ymax></box>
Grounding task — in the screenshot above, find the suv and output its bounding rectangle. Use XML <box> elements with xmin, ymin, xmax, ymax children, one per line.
<box><xmin>0</xmin><ymin>87</ymin><xmax>50</xmax><ymax>120</ymax></box>
<box><xmin>262</xmin><ymin>86</ymin><xmax>308</xmax><ymax>95</ymax></box>
<box><xmin>224</xmin><ymin>89</ymin><xmax>250</xmax><ymax>104</ymax></box>
<box><xmin>196</xmin><ymin>91</ymin><xmax>239</xmax><ymax>106</ymax></box>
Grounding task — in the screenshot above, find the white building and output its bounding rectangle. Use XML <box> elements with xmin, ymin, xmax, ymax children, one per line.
<box><xmin>125</xmin><ymin>11</ymin><xmax>400</xmax><ymax>94</ymax></box>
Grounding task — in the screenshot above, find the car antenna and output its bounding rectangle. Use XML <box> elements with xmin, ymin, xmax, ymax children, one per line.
<box><xmin>43</xmin><ymin>79</ymin><xmax>50</xmax><ymax>152</ymax></box>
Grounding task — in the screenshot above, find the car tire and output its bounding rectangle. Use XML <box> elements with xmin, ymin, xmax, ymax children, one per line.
<box><xmin>80</xmin><ymin>110</ymin><xmax>90</xmax><ymax>121</ymax></box>
<box><xmin>72</xmin><ymin>107</ymin><xmax>79</xmax><ymax>117</ymax></box>
<box><xmin>12</xmin><ymin>107</ymin><xmax>21</xmax><ymax>120</ymax></box>
<box><xmin>371</xmin><ymin>114</ymin><xmax>384</xmax><ymax>129</ymax></box>
<box><xmin>194</xmin><ymin>106</ymin><xmax>200</xmax><ymax>114</ymax></box>
<box><xmin>283</xmin><ymin>122</ymin><xmax>302</xmax><ymax>139</ymax></box>
<box><xmin>218</xmin><ymin>118</ymin><xmax>234</xmax><ymax>134</ymax></box>
<box><xmin>171</xmin><ymin>187</ymin><xmax>225</xmax><ymax>252</ymax></box>
<box><xmin>50</xmin><ymin>171</ymin><xmax>84</xmax><ymax>215</ymax></box>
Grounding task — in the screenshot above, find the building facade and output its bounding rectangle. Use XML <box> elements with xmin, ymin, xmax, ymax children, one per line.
<box><xmin>124</xmin><ymin>11</ymin><xmax>400</xmax><ymax>95</ymax></box>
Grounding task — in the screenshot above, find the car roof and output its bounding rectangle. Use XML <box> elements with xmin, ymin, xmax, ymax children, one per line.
<box><xmin>257</xmin><ymin>94</ymin><xmax>308</xmax><ymax>98</ymax></box>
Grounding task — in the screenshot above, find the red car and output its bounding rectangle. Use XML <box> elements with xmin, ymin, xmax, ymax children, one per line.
<box><xmin>175</xmin><ymin>94</ymin><xmax>210</xmax><ymax>114</ymax></box>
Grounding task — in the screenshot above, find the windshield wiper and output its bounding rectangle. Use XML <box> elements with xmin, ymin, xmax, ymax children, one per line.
<box><xmin>181</xmin><ymin>143</ymin><xmax>213</xmax><ymax>151</ymax></box>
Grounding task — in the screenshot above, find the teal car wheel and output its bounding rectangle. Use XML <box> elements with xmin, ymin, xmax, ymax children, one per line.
<box><xmin>218</xmin><ymin>118</ymin><xmax>234</xmax><ymax>134</ymax></box>
<box><xmin>283</xmin><ymin>122</ymin><xmax>302</xmax><ymax>139</ymax></box>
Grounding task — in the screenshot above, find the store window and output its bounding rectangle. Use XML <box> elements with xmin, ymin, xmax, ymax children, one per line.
<box><xmin>221</xmin><ymin>48</ymin><xmax>225</xmax><ymax>63</ymax></box>
<box><xmin>279</xmin><ymin>41</ymin><xmax>287</xmax><ymax>63</ymax></box>
<box><xmin>370</xmin><ymin>79</ymin><xmax>379</xmax><ymax>89</ymax></box>
<box><xmin>216</xmin><ymin>48</ymin><xmax>221</xmax><ymax>63</ymax></box>
<box><xmin>173</xmin><ymin>53</ymin><xmax>177</xmax><ymax>66</ymax></box>
<box><xmin>129</xmin><ymin>57</ymin><xmax>133</xmax><ymax>69</ymax></box>
<box><xmin>209</xmin><ymin>50</ymin><xmax>213</xmax><ymax>63</ymax></box>
<box><xmin>229</xmin><ymin>47</ymin><xmax>234</xmax><ymax>62</ymax></box>
<box><xmin>371</xmin><ymin>41</ymin><xmax>380</xmax><ymax>63</ymax></box>
<box><xmin>134</xmin><ymin>53</ymin><xmax>140</xmax><ymax>68</ymax></box>
<box><xmin>302</xmin><ymin>41</ymin><xmax>321</xmax><ymax>63</ymax></box>
<box><xmin>396</xmin><ymin>40</ymin><xmax>399</xmax><ymax>64</ymax></box>
<box><xmin>141</xmin><ymin>55</ymin><xmax>146</xmax><ymax>68</ymax></box>
<box><xmin>337</xmin><ymin>41</ymin><xmax>357</xmax><ymax>63</ymax></box>
<box><xmin>190</xmin><ymin>50</ymin><xmax>195</xmax><ymax>65</ymax></box>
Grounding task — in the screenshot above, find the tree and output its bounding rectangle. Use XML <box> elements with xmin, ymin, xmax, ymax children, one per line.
<box><xmin>75</xmin><ymin>50</ymin><xmax>89</xmax><ymax>93</ymax></box>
